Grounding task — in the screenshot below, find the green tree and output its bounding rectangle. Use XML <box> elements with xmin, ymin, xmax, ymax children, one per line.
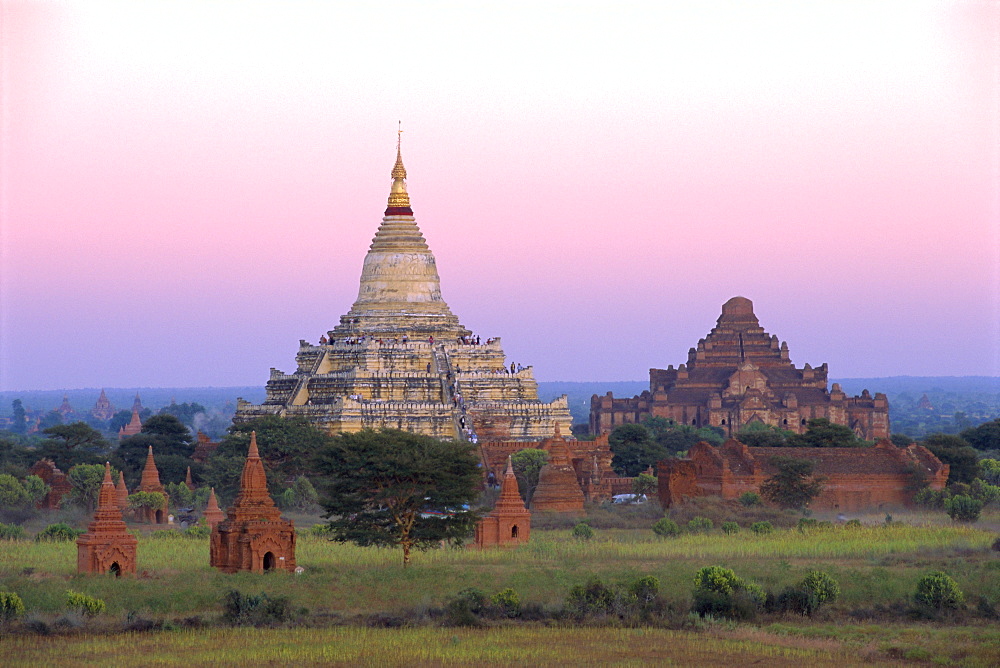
<box><xmin>760</xmin><ymin>456</ymin><xmax>824</xmax><ymax>509</ymax></box>
<box><xmin>117</xmin><ymin>414</ymin><xmax>196</xmax><ymax>486</ymax></box>
<box><xmin>38</xmin><ymin>410</ymin><xmax>63</xmax><ymax>431</ymax></box>
<box><xmin>279</xmin><ymin>476</ymin><xmax>320</xmax><ymax>512</ymax></box>
<box><xmin>914</xmin><ymin>572</ymin><xmax>964</xmax><ymax>610</ymax></box>
<box><xmin>66</xmin><ymin>463</ymin><xmax>117</xmax><ymax>511</ymax></box>
<box><xmin>788</xmin><ymin>418</ymin><xmax>862</xmax><ymax>448</ymax></box>
<box><xmin>159</xmin><ymin>402</ymin><xmax>207</xmax><ymax>429</ymax></box>
<box><xmin>609</xmin><ymin>424</ymin><xmax>664</xmax><ymax>476</ymax></box>
<box><xmin>944</xmin><ymin>494</ymin><xmax>983</xmax><ymax>523</ymax></box>
<box><xmin>632</xmin><ymin>472</ymin><xmax>657</xmax><ymax>497</ymax></box>
<box><xmin>643</xmin><ymin>417</ymin><xmax>724</xmax><ymax>454</ymax></box>
<box><xmin>9</xmin><ymin>400</ymin><xmax>27</xmax><ymax>435</ymax></box>
<box><xmin>42</xmin><ymin>422</ymin><xmax>109</xmax><ymax>451</ymax></box>
<box><xmin>0</xmin><ymin>474</ymin><xmax>29</xmax><ymax>508</ymax></box>
<box><xmin>128</xmin><ymin>491</ymin><xmax>168</xmax><ymax>520</ymax></box>
<box><xmin>736</xmin><ymin>422</ymin><xmax>794</xmax><ymax>447</ymax></box>
<box><xmin>210</xmin><ymin>416</ymin><xmax>332</xmax><ymax>493</ymax></box>
<box><xmin>961</xmin><ymin>419</ymin><xmax>1000</xmax><ymax>451</ymax></box>
<box><xmin>923</xmin><ymin>434</ymin><xmax>979</xmax><ymax>485</ymax></box>
<box><xmin>313</xmin><ymin>429</ymin><xmax>481</xmax><ymax>567</ymax></box>
<box><xmin>510</xmin><ymin>448</ymin><xmax>548</xmax><ymax>505</ymax></box>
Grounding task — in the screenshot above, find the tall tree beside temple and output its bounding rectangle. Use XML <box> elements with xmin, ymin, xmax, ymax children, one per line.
<box><xmin>313</xmin><ymin>429</ymin><xmax>481</xmax><ymax>566</ymax></box>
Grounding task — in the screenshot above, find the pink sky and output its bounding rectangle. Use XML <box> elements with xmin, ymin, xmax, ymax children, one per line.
<box><xmin>1</xmin><ymin>1</ymin><xmax>998</xmax><ymax>391</ymax></box>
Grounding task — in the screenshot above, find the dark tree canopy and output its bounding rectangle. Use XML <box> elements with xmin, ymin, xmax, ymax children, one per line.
<box><xmin>736</xmin><ymin>422</ymin><xmax>795</xmax><ymax>448</ymax></box>
<box><xmin>961</xmin><ymin>419</ymin><xmax>1000</xmax><ymax>451</ymax></box>
<box><xmin>159</xmin><ymin>402</ymin><xmax>208</xmax><ymax>429</ymax></box>
<box><xmin>760</xmin><ymin>456</ymin><xmax>825</xmax><ymax>509</ymax></box>
<box><xmin>314</xmin><ymin>429</ymin><xmax>481</xmax><ymax>566</ymax></box>
<box><xmin>788</xmin><ymin>418</ymin><xmax>863</xmax><ymax>448</ymax></box>
<box><xmin>923</xmin><ymin>434</ymin><xmax>979</xmax><ymax>485</ymax></box>
<box><xmin>609</xmin><ymin>424</ymin><xmax>665</xmax><ymax>476</ymax></box>
<box><xmin>42</xmin><ymin>422</ymin><xmax>109</xmax><ymax>451</ymax></box>
<box><xmin>642</xmin><ymin>417</ymin><xmax>724</xmax><ymax>454</ymax></box>
<box><xmin>117</xmin><ymin>414</ymin><xmax>196</xmax><ymax>487</ymax></box>
<box><xmin>9</xmin><ymin>400</ymin><xmax>27</xmax><ymax>435</ymax></box>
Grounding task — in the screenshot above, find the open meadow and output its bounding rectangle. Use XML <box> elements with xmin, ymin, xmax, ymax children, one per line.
<box><xmin>2</xmin><ymin>511</ymin><xmax>999</xmax><ymax>666</ymax></box>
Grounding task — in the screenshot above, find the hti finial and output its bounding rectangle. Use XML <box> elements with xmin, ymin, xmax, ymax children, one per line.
<box><xmin>386</xmin><ymin>124</ymin><xmax>411</xmax><ymax>213</ymax></box>
<box><xmin>397</xmin><ymin>120</ymin><xmax>403</xmax><ymax>149</ymax></box>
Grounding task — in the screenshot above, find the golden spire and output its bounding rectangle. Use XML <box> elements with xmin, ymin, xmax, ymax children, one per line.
<box><xmin>386</xmin><ymin>122</ymin><xmax>411</xmax><ymax>213</ymax></box>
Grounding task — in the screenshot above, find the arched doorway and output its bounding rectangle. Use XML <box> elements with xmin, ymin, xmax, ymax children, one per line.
<box><xmin>511</xmin><ymin>525</ymin><xmax>519</xmax><ymax>539</ymax></box>
<box><xmin>109</xmin><ymin>562</ymin><xmax>121</xmax><ymax>577</ymax></box>
<box><xmin>263</xmin><ymin>551</ymin><xmax>276</xmax><ymax>571</ymax></box>
<box><xmin>155</xmin><ymin>509</ymin><xmax>164</xmax><ymax>524</ymax></box>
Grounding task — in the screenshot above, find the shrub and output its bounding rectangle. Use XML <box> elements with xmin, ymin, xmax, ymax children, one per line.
<box><xmin>721</xmin><ymin>521</ymin><xmax>740</xmax><ymax>535</ymax></box>
<box><xmin>65</xmin><ymin>590</ymin><xmax>105</xmax><ymax>617</ymax></box>
<box><xmin>183</xmin><ymin>524</ymin><xmax>211</xmax><ymax>538</ymax></box>
<box><xmin>801</xmin><ymin>570</ymin><xmax>840</xmax><ymax>604</ymax></box>
<box><xmin>687</xmin><ymin>516</ymin><xmax>713</xmax><ymax>533</ymax></box>
<box><xmin>914</xmin><ymin>572</ymin><xmax>964</xmax><ymax>610</ymax></box>
<box><xmin>692</xmin><ymin>566</ymin><xmax>765</xmax><ymax>620</ymax></box>
<box><xmin>628</xmin><ymin>575</ymin><xmax>660</xmax><ymax>604</ymax></box>
<box><xmin>945</xmin><ymin>494</ymin><xmax>983</xmax><ymax>523</ymax></box>
<box><xmin>797</xmin><ymin>518</ymin><xmax>818</xmax><ymax>532</ymax></box>
<box><xmin>444</xmin><ymin>588</ymin><xmax>489</xmax><ymax>626</ymax></box>
<box><xmin>738</xmin><ymin>491</ymin><xmax>762</xmax><ymax>507</ymax></box>
<box><xmin>914</xmin><ymin>487</ymin><xmax>948</xmax><ymax>509</ymax></box>
<box><xmin>652</xmin><ymin>517</ymin><xmax>681</xmax><ymax>538</ymax></box>
<box><xmin>36</xmin><ymin>523</ymin><xmax>82</xmax><ymax>542</ymax></box>
<box><xmin>0</xmin><ymin>592</ymin><xmax>25</xmax><ymax>621</ymax></box>
<box><xmin>844</xmin><ymin>519</ymin><xmax>863</xmax><ymax>529</ymax></box>
<box><xmin>0</xmin><ymin>522</ymin><xmax>27</xmax><ymax>541</ymax></box>
<box><xmin>749</xmin><ymin>521</ymin><xmax>774</xmax><ymax>535</ymax></box>
<box><xmin>566</xmin><ymin>576</ymin><xmax>617</xmax><ymax>616</ymax></box>
<box><xmin>491</xmin><ymin>588</ymin><xmax>521</xmax><ymax>618</ymax></box>
<box><xmin>221</xmin><ymin>590</ymin><xmax>292</xmax><ymax>626</ymax></box>
<box><xmin>571</xmin><ymin>522</ymin><xmax>594</xmax><ymax>541</ymax></box>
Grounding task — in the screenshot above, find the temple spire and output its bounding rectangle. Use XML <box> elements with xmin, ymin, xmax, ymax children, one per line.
<box><xmin>386</xmin><ymin>125</ymin><xmax>412</xmax><ymax>214</ymax></box>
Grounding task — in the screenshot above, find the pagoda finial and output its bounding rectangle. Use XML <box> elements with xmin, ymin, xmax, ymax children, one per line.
<box><xmin>248</xmin><ymin>431</ymin><xmax>260</xmax><ymax>459</ymax></box>
<box><xmin>386</xmin><ymin>125</ymin><xmax>412</xmax><ymax>214</ymax></box>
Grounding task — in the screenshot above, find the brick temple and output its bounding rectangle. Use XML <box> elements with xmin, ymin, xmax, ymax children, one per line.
<box><xmin>134</xmin><ymin>446</ymin><xmax>168</xmax><ymax>524</ymax></box>
<box><xmin>77</xmin><ymin>463</ymin><xmax>137</xmax><ymax>576</ymax></box>
<box><xmin>235</xmin><ymin>138</ymin><xmax>571</xmax><ymax>441</ymax></box>
<box><xmin>210</xmin><ymin>432</ymin><xmax>296</xmax><ymax>574</ymax></box>
<box><xmin>659</xmin><ymin>438</ymin><xmax>948</xmax><ymax>511</ymax></box>
<box><xmin>590</xmin><ymin>296</ymin><xmax>890</xmax><ymax>440</ymax></box>
<box><xmin>475</xmin><ymin>456</ymin><xmax>531</xmax><ymax>548</ymax></box>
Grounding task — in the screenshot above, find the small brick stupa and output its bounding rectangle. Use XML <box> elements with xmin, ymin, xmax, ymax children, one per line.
<box><xmin>203</xmin><ymin>488</ymin><xmax>225</xmax><ymax>529</ymax></box>
<box><xmin>77</xmin><ymin>463</ymin><xmax>137</xmax><ymax>576</ymax></box>
<box><xmin>115</xmin><ymin>471</ymin><xmax>129</xmax><ymax>513</ymax></box>
<box><xmin>475</xmin><ymin>456</ymin><xmax>531</xmax><ymax>547</ymax></box>
<box><xmin>135</xmin><ymin>446</ymin><xmax>168</xmax><ymax>524</ymax></box>
<box><xmin>530</xmin><ymin>426</ymin><xmax>585</xmax><ymax>513</ymax></box>
<box><xmin>118</xmin><ymin>409</ymin><xmax>143</xmax><ymax>439</ymax></box>
<box><xmin>210</xmin><ymin>432</ymin><xmax>296</xmax><ymax>573</ymax></box>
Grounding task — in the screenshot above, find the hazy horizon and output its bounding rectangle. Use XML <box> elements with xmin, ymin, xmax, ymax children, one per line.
<box><xmin>3</xmin><ymin>2</ymin><xmax>997</xmax><ymax>391</ymax></box>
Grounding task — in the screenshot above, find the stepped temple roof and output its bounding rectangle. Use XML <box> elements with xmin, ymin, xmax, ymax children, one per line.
<box><xmin>591</xmin><ymin>297</ymin><xmax>890</xmax><ymax>440</ymax></box>
<box><xmin>235</xmin><ymin>137</ymin><xmax>572</xmax><ymax>441</ymax></box>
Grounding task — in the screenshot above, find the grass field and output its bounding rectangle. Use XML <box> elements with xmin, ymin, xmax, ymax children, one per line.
<box><xmin>1</xmin><ymin>512</ymin><xmax>999</xmax><ymax>665</ymax></box>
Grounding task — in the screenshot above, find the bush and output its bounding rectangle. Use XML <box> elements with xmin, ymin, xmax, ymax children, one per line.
<box><xmin>444</xmin><ymin>587</ymin><xmax>489</xmax><ymax>626</ymax></box>
<box><xmin>571</xmin><ymin>522</ymin><xmax>594</xmax><ymax>541</ymax></box>
<box><xmin>0</xmin><ymin>522</ymin><xmax>27</xmax><ymax>541</ymax></box>
<box><xmin>183</xmin><ymin>524</ymin><xmax>211</xmax><ymax>538</ymax></box>
<box><xmin>652</xmin><ymin>517</ymin><xmax>681</xmax><ymax>538</ymax></box>
<box><xmin>491</xmin><ymin>588</ymin><xmax>521</xmax><ymax>618</ymax></box>
<box><xmin>797</xmin><ymin>518</ymin><xmax>818</xmax><ymax>532</ymax></box>
<box><xmin>721</xmin><ymin>521</ymin><xmax>740</xmax><ymax>535</ymax></box>
<box><xmin>566</xmin><ymin>576</ymin><xmax>617</xmax><ymax>616</ymax></box>
<box><xmin>691</xmin><ymin>566</ymin><xmax>765</xmax><ymax>620</ymax></box>
<box><xmin>222</xmin><ymin>590</ymin><xmax>292</xmax><ymax>626</ymax></box>
<box><xmin>687</xmin><ymin>516</ymin><xmax>713</xmax><ymax>533</ymax></box>
<box><xmin>65</xmin><ymin>590</ymin><xmax>105</xmax><ymax>617</ymax></box>
<box><xmin>945</xmin><ymin>494</ymin><xmax>983</xmax><ymax>523</ymax></box>
<box><xmin>914</xmin><ymin>487</ymin><xmax>948</xmax><ymax>509</ymax></box>
<box><xmin>749</xmin><ymin>521</ymin><xmax>774</xmax><ymax>535</ymax></box>
<box><xmin>36</xmin><ymin>523</ymin><xmax>82</xmax><ymax>542</ymax></box>
<box><xmin>844</xmin><ymin>519</ymin><xmax>863</xmax><ymax>529</ymax></box>
<box><xmin>914</xmin><ymin>572</ymin><xmax>964</xmax><ymax>610</ymax></box>
<box><xmin>738</xmin><ymin>491</ymin><xmax>762</xmax><ymax>507</ymax></box>
<box><xmin>801</xmin><ymin>570</ymin><xmax>840</xmax><ymax>605</ymax></box>
<box><xmin>0</xmin><ymin>592</ymin><xmax>25</xmax><ymax>621</ymax></box>
<box><xmin>628</xmin><ymin>575</ymin><xmax>660</xmax><ymax>605</ymax></box>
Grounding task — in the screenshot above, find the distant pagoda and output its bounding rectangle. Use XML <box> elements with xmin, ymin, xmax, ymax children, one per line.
<box><xmin>91</xmin><ymin>389</ymin><xmax>116</xmax><ymax>421</ymax></box>
<box><xmin>235</xmin><ymin>136</ymin><xmax>572</xmax><ymax>441</ymax></box>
